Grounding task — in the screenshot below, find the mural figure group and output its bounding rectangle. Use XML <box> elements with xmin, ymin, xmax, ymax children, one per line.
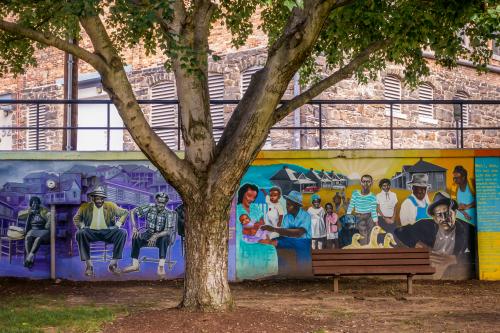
<box><xmin>237</xmin><ymin>162</ymin><xmax>477</xmax><ymax>280</ymax></box>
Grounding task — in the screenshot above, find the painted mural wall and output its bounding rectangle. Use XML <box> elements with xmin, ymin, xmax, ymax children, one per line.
<box><xmin>236</xmin><ymin>154</ymin><xmax>478</xmax><ymax>280</ymax></box>
<box><xmin>0</xmin><ymin>159</ymin><xmax>236</xmax><ymax>281</ymax></box>
<box><xmin>0</xmin><ymin>151</ymin><xmax>498</xmax><ymax>281</ymax></box>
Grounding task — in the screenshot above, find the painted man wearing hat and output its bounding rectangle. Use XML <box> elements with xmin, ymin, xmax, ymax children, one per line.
<box><xmin>73</xmin><ymin>185</ymin><xmax>129</xmax><ymax>276</ymax></box>
<box><xmin>395</xmin><ymin>191</ymin><xmax>475</xmax><ymax>279</ymax></box>
<box><xmin>399</xmin><ymin>173</ymin><xmax>431</xmax><ymax>226</ymax></box>
<box><xmin>123</xmin><ymin>192</ymin><xmax>177</xmax><ymax>277</ymax></box>
<box><xmin>261</xmin><ymin>190</ymin><xmax>312</xmax><ymax>274</ymax></box>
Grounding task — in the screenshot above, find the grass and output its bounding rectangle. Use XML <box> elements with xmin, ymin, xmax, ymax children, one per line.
<box><xmin>0</xmin><ymin>296</ymin><xmax>125</xmax><ymax>333</ymax></box>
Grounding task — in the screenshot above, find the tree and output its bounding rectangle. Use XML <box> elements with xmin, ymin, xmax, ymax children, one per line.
<box><xmin>0</xmin><ymin>0</ymin><xmax>497</xmax><ymax>311</ymax></box>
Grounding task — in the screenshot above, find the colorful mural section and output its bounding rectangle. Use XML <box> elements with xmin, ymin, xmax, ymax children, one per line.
<box><xmin>236</xmin><ymin>156</ymin><xmax>478</xmax><ymax>280</ymax></box>
<box><xmin>476</xmin><ymin>157</ymin><xmax>500</xmax><ymax>280</ymax></box>
<box><xmin>0</xmin><ymin>160</ymin><xmax>236</xmax><ymax>281</ymax></box>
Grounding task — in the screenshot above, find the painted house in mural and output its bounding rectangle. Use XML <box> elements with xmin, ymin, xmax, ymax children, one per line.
<box><xmin>270</xmin><ymin>166</ymin><xmax>315</xmax><ymax>194</ymax></box>
<box><xmin>391</xmin><ymin>159</ymin><xmax>447</xmax><ymax>191</ymax></box>
<box><xmin>270</xmin><ymin>166</ymin><xmax>347</xmax><ymax>195</ymax></box>
<box><xmin>148</xmin><ymin>171</ymin><xmax>182</xmax><ymax>209</ymax></box>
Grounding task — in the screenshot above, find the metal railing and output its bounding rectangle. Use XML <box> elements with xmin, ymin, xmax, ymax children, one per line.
<box><xmin>0</xmin><ymin>99</ymin><xmax>498</xmax><ymax>150</ymax></box>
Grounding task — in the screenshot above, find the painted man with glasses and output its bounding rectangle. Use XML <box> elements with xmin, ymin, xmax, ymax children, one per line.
<box><xmin>395</xmin><ymin>191</ymin><xmax>475</xmax><ymax>279</ymax></box>
<box><xmin>123</xmin><ymin>192</ymin><xmax>177</xmax><ymax>277</ymax></box>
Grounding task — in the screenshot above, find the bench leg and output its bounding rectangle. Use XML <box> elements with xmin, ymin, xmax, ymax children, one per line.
<box><xmin>333</xmin><ymin>276</ymin><xmax>339</xmax><ymax>293</ymax></box>
<box><xmin>407</xmin><ymin>274</ymin><xmax>413</xmax><ymax>295</ymax></box>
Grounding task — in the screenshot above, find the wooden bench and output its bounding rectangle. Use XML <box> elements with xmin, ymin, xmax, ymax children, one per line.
<box><xmin>312</xmin><ymin>248</ymin><xmax>435</xmax><ymax>294</ymax></box>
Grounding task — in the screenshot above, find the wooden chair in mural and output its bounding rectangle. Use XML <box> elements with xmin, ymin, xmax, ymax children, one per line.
<box><xmin>89</xmin><ymin>242</ymin><xmax>113</xmax><ymax>262</ymax></box>
<box><xmin>0</xmin><ymin>218</ymin><xmax>25</xmax><ymax>264</ymax></box>
<box><xmin>136</xmin><ymin>218</ymin><xmax>177</xmax><ymax>270</ymax></box>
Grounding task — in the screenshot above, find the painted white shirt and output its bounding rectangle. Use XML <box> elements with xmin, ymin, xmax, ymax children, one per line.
<box><xmin>376</xmin><ymin>191</ymin><xmax>398</xmax><ymax>217</ymax></box>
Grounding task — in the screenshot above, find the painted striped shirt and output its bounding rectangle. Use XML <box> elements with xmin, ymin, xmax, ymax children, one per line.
<box><xmin>347</xmin><ymin>190</ymin><xmax>378</xmax><ymax>222</ymax></box>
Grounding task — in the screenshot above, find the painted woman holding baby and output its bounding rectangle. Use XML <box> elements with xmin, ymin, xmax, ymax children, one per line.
<box><xmin>236</xmin><ymin>183</ymin><xmax>278</xmax><ymax>279</ymax></box>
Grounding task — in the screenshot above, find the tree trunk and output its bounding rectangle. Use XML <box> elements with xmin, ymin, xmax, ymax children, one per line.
<box><xmin>179</xmin><ymin>196</ymin><xmax>234</xmax><ymax>311</ymax></box>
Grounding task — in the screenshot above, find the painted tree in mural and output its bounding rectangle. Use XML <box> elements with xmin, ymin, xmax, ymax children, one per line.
<box><xmin>0</xmin><ymin>0</ymin><xmax>497</xmax><ymax>310</ymax></box>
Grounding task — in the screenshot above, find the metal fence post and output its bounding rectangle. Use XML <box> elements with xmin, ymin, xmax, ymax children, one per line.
<box><xmin>107</xmin><ymin>102</ymin><xmax>111</xmax><ymax>151</ymax></box>
<box><xmin>460</xmin><ymin>103</ymin><xmax>464</xmax><ymax>149</ymax></box>
<box><xmin>177</xmin><ymin>102</ymin><xmax>181</xmax><ymax>151</ymax></box>
<box><xmin>319</xmin><ymin>103</ymin><xmax>323</xmax><ymax>149</ymax></box>
<box><xmin>390</xmin><ymin>103</ymin><xmax>394</xmax><ymax>149</ymax></box>
<box><xmin>36</xmin><ymin>103</ymin><xmax>40</xmax><ymax>150</ymax></box>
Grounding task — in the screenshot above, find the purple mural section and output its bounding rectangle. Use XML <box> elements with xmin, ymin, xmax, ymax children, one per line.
<box><xmin>0</xmin><ymin>161</ymin><xmax>236</xmax><ymax>281</ymax></box>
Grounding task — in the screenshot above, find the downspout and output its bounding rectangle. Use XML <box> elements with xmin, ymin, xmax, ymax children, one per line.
<box><xmin>293</xmin><ymin>72</ymin><xmax>301</xmax><ymax>149</ymax></box>
<box><xmin>65</xmin><ymin>40</ymin><xmax>74</xmax><ymax>151</ymax></box>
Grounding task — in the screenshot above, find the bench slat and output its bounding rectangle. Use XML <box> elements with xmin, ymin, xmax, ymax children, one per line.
<box><xmin>312</xmin><ymin>248</ymin><xmax>429</xmax><ymax>254</ymax></box>
<box><xmin>312</xmin><ymin>258</ymin><xmax>431</xmax><ymax>267</ymax></box>
<box><xmin>312</xmin><ymin>253</ymin><xmax>430</xmax><ymax>260</ymax></box>
<box><xmin>313</xmin><ymin>265</ymin><xmax>436</xmax><ymax>275</ymax></box>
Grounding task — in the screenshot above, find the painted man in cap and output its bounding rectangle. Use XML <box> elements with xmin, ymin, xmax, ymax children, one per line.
<box><xmin>395</xmin><ymin>191</ymin><xmax>475</xmax><ymax>279</ymax></box>
<box><xmin>399</xmin><ymin>173</ymin><xmax>431</xmax><ymax>226</ymax></box>
<box><xmin>73</xmin><ymin>185</ymin><xmax>129</xmax><ymax>276</ymax></box>
<box><xmin>261</xmin><ymin>190</ymin><xmax>312</xmax><ymax>275</ymax></box>
<box><xmin>123</xmin><ymin>192</ymin><xmax>177</xmax><ymax>277</ymax></box>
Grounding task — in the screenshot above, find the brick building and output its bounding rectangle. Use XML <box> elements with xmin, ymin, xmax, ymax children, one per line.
<box><xmin>0</xmin><ymin>15</ymin><xmax>498</xmax><ymax>151</ymax></box>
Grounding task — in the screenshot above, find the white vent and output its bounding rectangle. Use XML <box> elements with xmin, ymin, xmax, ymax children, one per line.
<box><xmin>241</xmin><ymin>66</ymin><xmax>262</xmax><ymax>95</ymax></box>
<box><xmin>208</xmin><ymin>73</ymin><xmax>225</xmax><ymax>142</ymax></box>
<box><xmin>27</xmin><ymin>104</ymin><xmax>47</xmax><ymax>150</ymax></box>
<box><xmin>241</xmin><ymin>66</ymin><xmax>271</xmax><ymax>148</ymax></box>
<box><xmin>151</xmin><ymin>81</ymin><xmax>179</xmax><ymax>149</ymax></box>
<box><xmin>418</xmin><ymin>83</ymin><xmax>434</xmax><ymax>119</ymax></box>
<box><xmin>454</xmin><ymin>92</ymin><xmax>469</xmax><ymax>125</ymax></box>
<box><xmin>384</xmin><ymin>75</ymin><xmax>401</xmax><ymax>114</ymax></box>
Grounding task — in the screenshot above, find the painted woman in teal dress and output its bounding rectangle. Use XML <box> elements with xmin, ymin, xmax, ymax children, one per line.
<box><xmin>236</xmin><ymin>183</ymin><xmax>278</xmax><ymax>279</ymax></box>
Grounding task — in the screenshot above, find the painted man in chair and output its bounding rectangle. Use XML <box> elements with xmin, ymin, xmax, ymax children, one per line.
<box><xmin>73</xmin><ymin>186</ymin><xmax>129</xmax><ymax>277</ymax></box>
<box><xmin>123</xmin><ymin>192</ymin><xmax>177</xmax><ymax>277</ymax></box>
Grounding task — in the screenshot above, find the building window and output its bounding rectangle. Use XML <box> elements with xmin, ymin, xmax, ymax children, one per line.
<box><xmin>384</xmin><ymin>75</ymin><xmax>404</xmax><ymax>118</ymax></box>
<box><xmin>453</xmin><ymin>91</ymin><xmax>470</xmax><ymax>125</ymax></box>
<box><xmin>151</xmin><ymin>80</ymin><xmax>179</xmax><ymax>150</ymax></box>
<box><xmin>208</xmin><ymin>73</ymin><xmax>225</xmax><ymax>143</ymax></box>
<box><xmin>418</xmin><ymin>83</ymin><xmax>434</xmax><ymax>121</ymax></box>
<box><xmin>27</xmin><ymin>104</ymin><xmax>47</xmax><ymax>150</ymax></box>
<box><xmin>493</xmin><ymin>39</ymin><xmax>500</xmax><ymax>59</ymax></box>
<box><xmin>241</xmin><ymin>66</ymin><xmax>262</xmax><ymax>95</ymax></box>
<box><xmin>241</xmin><ymin>66</ymin><xmax>271</xmax><ymax>148</ymax></box>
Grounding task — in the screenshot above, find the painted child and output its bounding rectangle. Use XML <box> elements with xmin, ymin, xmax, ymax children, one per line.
<box><xmin>239</xmin><ymin>214</ymin><xmax>269</xmax><ymax>243</ymax></box>
<box><xmin>264</xmin><ymin>186</ymin><xmax>285</xmax><ymax>239</ymax></box>
<box><xmin>307</xmin><ymin>193</ymin><xmax>326</xmax><ymax>249</ymax></box>
<box><xmin>324</xmin><ymin>202</ymin><xmax>340</xmax><ymax>249</ymax></box>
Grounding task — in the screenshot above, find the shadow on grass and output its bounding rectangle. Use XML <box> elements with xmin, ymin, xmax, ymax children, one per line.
<box><xmin>0</xmin><ymin>296</ymin><xmax>126</xmax><ymax>333</ymax></box>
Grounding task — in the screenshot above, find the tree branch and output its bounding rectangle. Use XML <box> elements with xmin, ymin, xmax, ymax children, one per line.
<box><xmin>79</xmin><ymin>14</ymin><xmax>198</xmax><ymax>195</ymax></box>
<box><xmin>273</xmin><ymin>39</ymin><xmax>390</xmax><ymax>122</ymax></box>
<box><xmin>0</xmin><ymin>19</ymin><xmax>108</xmax><ymax>73</ymax></box>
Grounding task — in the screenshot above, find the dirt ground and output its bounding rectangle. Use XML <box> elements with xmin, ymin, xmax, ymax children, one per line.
<box><xmin>1</xmin><ymin>277</ymin><xmax>500</xmax><ymax>333</ymax></box>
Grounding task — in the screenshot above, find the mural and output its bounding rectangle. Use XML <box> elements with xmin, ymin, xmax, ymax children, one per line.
<box><xmin>1</xmin><ymin>152</ymin><xmax>495</xmax><ymax>281</ymax></box>
<box><xmin>0</xmin><ymin>161</ymin><xmax>229</xmax><ymax>280</ymax></box>
<box><xmin>236</xmin><ymin>157</ymin><xmax>477</xmax><ymax>280</ymax></box>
